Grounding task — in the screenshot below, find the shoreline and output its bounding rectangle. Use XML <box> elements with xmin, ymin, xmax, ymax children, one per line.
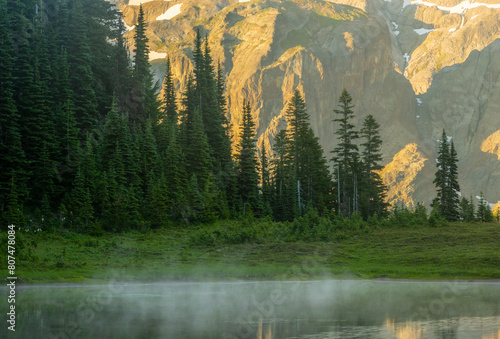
<box><xmin>7</xmin><ymin>276</ymin><xmax>500</xmax><ymax>287</ymax></box>
<box><xmin>6</xmin><ymin>222</ymin><xmax>500</xmax><ymax>285</ymax></box>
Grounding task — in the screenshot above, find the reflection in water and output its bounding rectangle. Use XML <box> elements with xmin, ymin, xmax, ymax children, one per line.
<box><xmin>482</xmin><ymin>329</ymin><xmax>500</xmax><ymax>339</ymax></box>
<box><xmin>383</xmin><ymin>317</ymin><xmax>500</xmax><ymax>339</ymax></box>
<box><xmin>7</xmin><ymin>280</ymin><xmax>500</xmax><ymax>338</ymax></box>
<box><xmin>256</xmin><ymin>319</ymin><xmax>273</xmax><ymax>339</ymax></box>
<box><xmin>385</xmin><ymin>318</ymin><xmax>425</xmax><ymax>339</ymax></box>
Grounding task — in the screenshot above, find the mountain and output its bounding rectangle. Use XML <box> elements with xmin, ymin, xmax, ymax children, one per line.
<box><xmin>116</xmin><ymin>0</ymin><xmax>500</xmax><ymax>209</ymax></box>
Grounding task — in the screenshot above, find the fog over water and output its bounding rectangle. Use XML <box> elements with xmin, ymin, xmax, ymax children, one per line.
<box><xmin>3</xmin><ymin>279</ymin><xmax>500</xmax><ymax>338</ymax></box>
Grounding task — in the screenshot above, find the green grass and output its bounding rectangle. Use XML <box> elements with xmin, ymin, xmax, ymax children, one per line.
<box><xmin>4</xmin><ymin>221</ymin><xmax>500</xmax><ymax>284</ymax></box>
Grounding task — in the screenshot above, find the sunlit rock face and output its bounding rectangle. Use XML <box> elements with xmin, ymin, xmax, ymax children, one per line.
<box><xmin>112</xmin><ymin>0</ymin><xmax>500</xmax><ymax>207</ymax></box>
<box><xmin>482</xmin><ymin>130</ymin><xmax>500</xmax><ymax>160</ymax></box>
<box><xmin>377</xmin><ymin>143</ymin><xmax>428</xmax><ymax>208</ymax></box>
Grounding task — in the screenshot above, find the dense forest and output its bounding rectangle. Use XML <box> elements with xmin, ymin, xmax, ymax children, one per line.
<box><xmin>0</xmin><ymin>0</ymin><xmax>495</xmax><ymax>234</ymax></box>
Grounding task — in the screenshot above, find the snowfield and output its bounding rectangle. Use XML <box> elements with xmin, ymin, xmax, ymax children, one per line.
<box><xmin>156</xmin><ymin>3</ymin><xmax>182</xmax><ymax>21</ymax></box>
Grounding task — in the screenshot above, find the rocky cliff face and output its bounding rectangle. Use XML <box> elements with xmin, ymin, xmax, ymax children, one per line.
<box><xmin>116</xmin><ymin>0</ymin><xmax>500</xmax><ymax>209</ymax></box>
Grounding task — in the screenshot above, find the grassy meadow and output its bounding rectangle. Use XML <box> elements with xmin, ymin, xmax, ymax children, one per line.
<box><xmin>5</xmin><ymin>215</ymin><xmax>500</xmax><ymax>283</ymax></box>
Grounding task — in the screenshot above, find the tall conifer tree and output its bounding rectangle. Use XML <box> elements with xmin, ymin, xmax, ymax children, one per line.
<box><xmin>237</xmin><ymin>101</ymin><xmax>260</xmax><ymax>213</ymax></box>
<box><xmin>433</xmin><ymin>130</ymin><xmax>460</xmax><ymax>221</ymax></box>
<box><xmin>331</xmin><ymin>89</ymin><xmax>360</xmax><ymax>216</ymax></box>
<box><xmin>359</xmin><ymin>114</ymin><xmax>388</xmax><ymax>218</ymax></box>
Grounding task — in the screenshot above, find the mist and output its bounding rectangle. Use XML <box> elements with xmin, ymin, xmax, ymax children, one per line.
<box><xmin>5</xmin><ymin>279</ymin><xmax>500</xmax><ymax>338</ymax></box>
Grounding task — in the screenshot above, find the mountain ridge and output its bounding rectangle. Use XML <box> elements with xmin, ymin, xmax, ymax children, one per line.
<box><xmin>115</xmin><ymin>0</ymin><xmax>500</xmax><ymax>208</ymax></box>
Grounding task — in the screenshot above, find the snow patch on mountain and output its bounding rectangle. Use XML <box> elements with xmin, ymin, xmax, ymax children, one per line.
<box><xmin>407</xmin><ymin>0</ymin><xmax>500</xmax><ymax>14</ymax></box>
<box><xmin>414</xmin><ymin>28</ymin><xmax>434</xmax><ymax>35</ymax></box>
<box><xmin>157</xmin><ymin>3</ymin><xmax>182</xmax><ymax>20</ymax></box>
<box><xmin>149</xmin><ymin>51</ymin><xmax>167</xmax><ymax>60</ymax></box>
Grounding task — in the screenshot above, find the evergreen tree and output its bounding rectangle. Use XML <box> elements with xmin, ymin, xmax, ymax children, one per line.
<box><xmin>0</xmin><ymin>2</ymin><xmax>28</xmax><ymax>212</ymax></box>
<box><xmin>139</xmin><ymin>118</ymin><xmax>159</xmax><ymax>179</ymax></box>
<box><xmin>146</xmin><ymin>172</ymin><xmax>170</xmax><ymax>228</ymax></box>
<box><xmin>130</xmin><ymin>4</ymin><xmax>159</xmax><ymax>125</ymax></box>
<box><xmin>459</xmin><ymin>196</ymin><xmax>475</xmax><ymax>222</ymax></box>
<box><xmin>331</xmin><ymin>89</ymin><xmax>360</xmax><ymax>217</ymax></box>
<box><xmin>112</xmin><ymin>15</ymin><xmax>132</xmax><ymax>115</ymax></box>
<box><xmin>3</xmin><ymin>175</ymin><xmax>25</xmax><ymax>227</ymax></box>
<box><xmin>67</xmin><ymin>0</ymin><xmax>99</xmax><ymax>134</ymax></box>
<box><xmin>157</xmin><ymin>57</ymin><xmax>178</xmax><ymax>153</ymax></box>
<box><xmin>271</xmin><ymin>129</ymin><xmax>297</xmax><ymax>221</ymax></box>
<box><xmin>477</xmin><ymin>192</ymin><xmax>493</xmax><ymax>222</ymax></box>
<box><xmin>260</xmin><ymin>141</ymin><xmax>272</xmax><ymax>216</ymax></box>
<box><xmin>163</xmin><ymin>130</ymin><xmax>188</xmax><ymax>221</ymax></box>
<box><xmin>236</xmin><ymin>101</ymin><xmax>260</xmax><ymax>214</ymax></box>
<box><xmin>188</xmin><ymin>108</ymin><xmax>213</xmax><ymax>189</ymax></box>
<box><xmin>52</xmin><ymin>48</ymin><xmax>79</xmax><ymax>198</ymax></box>
<box><xmin>67</xmin><ymin>167</ymin><xmax>94</xmax><ymax>232</ymax></box>
<box><xmin>359</xmin><ymin>114</ymin><xmax>388</xmax><ymax>218</ymax></box>
<box><xmin>284</xmin><ymin>90</ymin><xmax>332</xmax><ymax>214</ymax></box>
<box><xmin>447</xmin><ymin>141</ymin><xmax>460</xmax><ymax>220</ymax></box>
<box><xmin>433</xmin><ymin>130</ymin><xmax>460</xmax><ymax>221</ymax></box>
<box><xmin>161</xmin><ymin>58</ymin><xmax>178</xmax><ymax>126</ymax></box>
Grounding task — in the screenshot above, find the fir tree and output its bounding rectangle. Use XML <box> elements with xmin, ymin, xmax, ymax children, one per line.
<box><xmin>459</xmin><ymin>196</ymin><xmax>475</xmax><ymax>222</ymax></box>
<box><xmin>477</xmin><ymin>192</ymin><xmax>493</xmax><ymax>222</ymax></box>
<box><xmin>359</xmin><ymin>114</ymin><xmax>388</xmax><ymax>218</ymax></box>
<box><xmin>433</xmin><ymin>130</ymin><xmax>460</xmax><ymax>221</ymax></box>
<box><xmin>185</xmin><ymin>108</ymin><xmax>213</xmax><ymax>190</ymax></box>
<box><xmin>68</xmin><ymin>167</ymin><xmax>94</xmax><ymax>233</ymax></box>
<box><xmin>67</xmin><ymin>0</ymin><xmax>99</xmax><ymax>134</ymax></box>
<box><xmin>331</xmin><ymin>89</ymin><xmax>360</xmax><ymax>217</ymax></box>
<box><xmin>284</xmin><ymin>90</ymin><xmax>332</xmax><ymax>214</ymax></box>
<box><xmin>162</xmin><ymin>58</ymin><xmax>178</xmax><ymax>126</ymax></box>
<box><xmin>131</xmin><ymin>4</ymin><xmax>159</xmax><ymax>125</ymax></box>
<box><xmin>236</xmin><ymin>101</ymin><xmax>260</xmax><ymax>214</ymax></box>
<box><xmin>0</xmin><ymin>2</ymin><xmax>28</xmax><ymax>211</ymax></box>
<box><xmin>260</xmin><ymin>141</ymin><xmax>272</xmax><ymax>216</ymax></box>
<box><xmin>112</xmin><ymin>15</ymin><xmax>132</xmax><ymax>115</ymax></box>
<box><xmin>447</xmin><ymin>141</ymin><xmax>460</xmax><ymax>220</ymax></box>
<box><xmin>272</xmin><ymin>129</ymin><xmax>297</xmax><ymax>221</ymax></box>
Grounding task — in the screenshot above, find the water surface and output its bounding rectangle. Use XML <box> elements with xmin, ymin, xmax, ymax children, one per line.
<box><xmin>4</xmin><ymin>279</ymin><xmax>500</xmax><ymax>338</ymax></box>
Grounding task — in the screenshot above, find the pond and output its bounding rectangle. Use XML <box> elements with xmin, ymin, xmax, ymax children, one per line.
<box><xmin>4</xmin><ymin>279</ymin><xmax>500</xmax><ymax>338</ymax></box>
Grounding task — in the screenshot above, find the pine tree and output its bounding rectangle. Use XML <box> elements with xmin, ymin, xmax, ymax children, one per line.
<box><xmin>53</xmin><ymin>47</ymin><xmax>79</xmax><ymax>197</ymax></box>
<box><xmin>3</xmin><ymin>175</ymin><xmax>25</xmax><ymax>227</ymax></box>
<box><xmin>433</xmin><ymin>130</ymin><xmax>449</xmax><ymax>211</ymax></box>
<box><xmin>67</xmin><ymin>0</ymin><xmax>99</xmax><ymax>134</ymax></box>
<box><xmin>163</xmin><ymin>130</ymin><xmax>188</xmax><ymax>221</ymax></box>
<box><xmin>477</xmin><ymin>192</ymin><xmax>493</xmax><ymax>222</ymax></box>
<box><xmin>68</xmin><ymin>167</ymin><xmax>94</xmax><ymax>233</ymax></box>
<box><xmin>433</xmin><ymin>130</ymin><xmax>460</xmax><ymax>221</ymax></box>
<box><xmin>131</xmin><ymin>4</ymin><xmax>159</xmax><ymax>125</ymax></box>
<box><xmin>139</xmin><ymin>118</ymin><xmax>159</xmax><ymax>180</ymax></box>
<box><xmin>185</xmin><ymin>108</ymin><xmax>213</xmax><ymax>190</ymax></box>
<box><xmin>272</xmin><ymin>129</ymin><xmax>297</xmax><ymax>221</ymax></box>
<box><xmin>447</xmin><ymin>141</ymin><xmax>460</xmax><ymax>220</ymax></box>
<box><xmin>112</xmin><ymin>15</ymin><xmax>132</xmax><ymax>115</ymax></box>
<box><xmin>161</xmin><ymin>58</ymin><xmax>178</xmax><ymax>126</ymax></box>
<box><xmin>260</xmin><ymin>141</ymin><xmax>273</xmax><ymax>216</ymax></box>
<box><xmin>331</xmin><ymin>89</ymin><xmax>360</xmax><ymax>217</ymax></box>
<box><xmin>359</xmin><ymin>114</ymin><xmax>388</xmax><ymax>218</ymax></box>
<box><xmin>0</xmin><ymin>2</ymin><xmax>28</xmax><ymax>211</ymax></box>
<box><xmin>157</xmin><ymin>57</ymin><xmax>178</xmax><ymax>153</ymax></box>
<box><xmin>214</xmin><ymin>61</ymin><xmax>236</xmax><ymax>211</ymax></box>
<box><xmin>459</xmin><ymin>196</ymin><xmax>475</xmax><ymax>222</ymax></box>
<box><xmin>236</xmin><ymin>100</ymin><xmax>260</xmax><ymax>214</ymax></box>
<box><xmin>284</xmin><ymin>90</ymin><xmax>332</xmax><ymax>214</ymax></box>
